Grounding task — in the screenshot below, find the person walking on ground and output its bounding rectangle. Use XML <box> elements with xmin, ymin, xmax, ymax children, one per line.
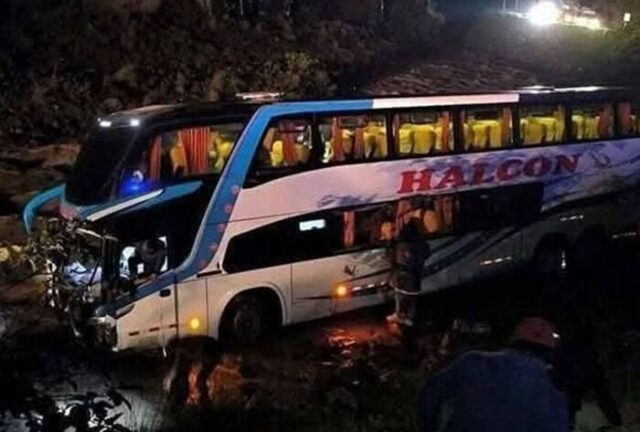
<box><xmin>416</xmin><ymin>316</ymin><xmax>568</xmax><ymax>432</ymax></box>
<box><xmin>386</xmin><ymin>197</ymin><xmax>431</xmax><ymax>334</ymax></box>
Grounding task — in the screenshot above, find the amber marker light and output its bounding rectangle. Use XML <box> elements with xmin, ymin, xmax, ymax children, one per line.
<box><xmin>335</xmin><ymin>284</ymin><xmax>349</xmax><ymax>298</ymax></box>
<box><xmin>189</xmin><ymin>317</ymin><xmax>201</xmax><ymax>331</ymax></box>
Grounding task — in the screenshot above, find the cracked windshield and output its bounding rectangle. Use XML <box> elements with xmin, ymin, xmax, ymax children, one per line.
<box><xmin>3</xmin><ymin>0</ymin><xmax>640</xmax><ymax>431</ymax></box>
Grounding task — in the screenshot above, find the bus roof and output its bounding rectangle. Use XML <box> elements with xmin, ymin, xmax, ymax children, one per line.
<box><xmin>99</xmin><ymin>86</ymin><xmax>637</xmax><ymax>127</ymax></box>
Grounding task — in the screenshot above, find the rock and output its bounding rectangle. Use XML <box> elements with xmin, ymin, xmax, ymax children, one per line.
<box><xmin>103</xmin><ymin>98</ymin><xmax>123</xmax><ymax>112</ymax></box>
<box><xmin>0</xmin><ymin>216</ymin><xmax>27</xmax><ymax>245</ymax></box>
<box><xmin>20</xmin><ymin>168</ymin><xmax>65</xmax><ymax>194</ymax></box>
<box><xmin>0</xmin><ymin>144</ymin><xmax>79</xmax><ymax>171</ymax></box>
<box><xmin>0</xmin><ymin>168</ymin><xmax>24</xmax><ymax>196</ymax></box>
<box><xmin>113</xmin><ymin>64</ymin><xmax>138</xmax><ymax>89</ymax></box>
<box><xmin>326</xmin><ymin>386</ymin><xmax>358</xmax><ymax>411</ymax></box>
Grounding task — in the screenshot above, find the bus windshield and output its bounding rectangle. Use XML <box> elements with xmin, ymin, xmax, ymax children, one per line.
<box><xmin>66</xmin><ymin>126</ymin><xmax>138</xmax><ymax>205</ymax></box>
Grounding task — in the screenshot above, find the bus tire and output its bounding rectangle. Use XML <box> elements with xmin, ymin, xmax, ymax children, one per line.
<box><xmin>220</xmin><ymin>290</ymin><xmax>280</xmax><ymax>346</ymax></box>
<box><xmin>532</xmin><ymin>236</ymin><xmax>570</xmax><ymax>279</ymax></box>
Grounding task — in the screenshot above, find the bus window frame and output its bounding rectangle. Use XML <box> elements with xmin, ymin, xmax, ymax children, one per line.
<box><xmin>517</xmin><ymin>103</ymin><xmax>569</xmax><ymax>147</ymax></box>
<box><xmin>457</xmin><ymin>104</ymin><xmax>519</xmax><ymax>153</ymax></box>
<box><xmin>567</xmin><ymin>101</ymin><xmax>617</xmax><ymax>143</ymax></box>
<box><xmin>389</xmin><ymin>107</ymin><xmax>457</xmax><ymax>157</ymax></box>
<box><xmin>614</xmin><ymin>100</ymin><xmax>640</xmax><ymax>138</ymax></box>
<box><xmin>245</xmin><ymin>114</ymin><xmax>317</xmax><ymax>187</ymax></box>
<box><xmin>315</xmin><ymin>110</ymin><xmax>393</xmax><ymax>167</ymax></box>
<box><xmin>120</xmin><ymin>115</ymin><xmax>248</xmax><ymax>192</ymax></box>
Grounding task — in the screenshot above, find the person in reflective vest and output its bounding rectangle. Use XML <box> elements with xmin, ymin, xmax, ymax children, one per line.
<box><xmin>387</xmin><ymin>196</ymin><xmax>431</xmax><ymax>329</ymax></box>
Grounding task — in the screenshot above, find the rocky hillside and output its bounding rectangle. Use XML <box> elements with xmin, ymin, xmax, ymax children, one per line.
<box><xmin>0</xmin><ymin>0</ymin><xmax>442</xmax><ymax>145</ymax></box>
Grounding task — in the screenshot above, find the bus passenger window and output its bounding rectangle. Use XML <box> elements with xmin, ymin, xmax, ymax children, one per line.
<box><xmin>393</xmin><ymin>110</ymin><xmax>452</xmax><ymax>156</ymax></box>
<box><xmin>519</xmin><ymin>105</ymin><xmax>566</xmax><ymax>145</ymax></box>
<box><xmin>571</xmin><ymin>103</ymin><xmax>613</xmax><ymax>140</ymax></box>
<box><xmin>319</xmin><ymin>115</ymin><xmax>388</xmax><ymax>163</ymax></box>
<box><xmin>118</xmin><ymin>122</ymin><xmax>246</xmax><ymax>197</ymax></box>
<box><xmin>617</xmin><ymin>102</ymin><xmax>639</xmax><ymax>137</ymax></box>
<box><xmin>258</xmin><ymin>119</ymin><xmax>312</xmax><ymax>168</ymax></box>
<box><xmin>461</xmin><ymin>107</ymin><xmax>513</xmax><ymax>151</ymax></box>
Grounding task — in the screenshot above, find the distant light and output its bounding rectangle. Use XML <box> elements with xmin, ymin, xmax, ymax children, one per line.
<box><xmin>189</xmin><ymin>317</ymin><xmax>201</xmax><ymax>331</ymax></box>
<box><xmin>99</xmin><ymin>120</ymin><xmax>112</xmax><ymax>128</ymax></box>
<box><xmin>129</xmin><ymin>118</ymin><xmax>141</xmax><ymax>127</ymax></box>
<box><xmin>527</xmin><ymin>1</ymin><xmax>561</xmax><ymax>27</ymax></box>
<box><xmin>587</xmin><ymin>18</ymin><xmax>602</xmax><ymax>30</ymax></box>
<box><xmin>553</xmin><ymin>332</ymin><xmax>560</xmax><ymax>339</ymax></box>
<box><xmin>624</xmin><ymin>12</ymin><xmax>632</xmax><ymax>23</ymax></box>
<box><xmin>335</xmin><ymin>284</ymin><xmax>349</xmax><ymax>298</ymax></box>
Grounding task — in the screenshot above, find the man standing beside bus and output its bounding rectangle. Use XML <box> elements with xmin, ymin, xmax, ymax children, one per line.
<box><xmin>387</xmin><ymin>197</ymin><xmax>431</xmax><ymax>337</ymax></box>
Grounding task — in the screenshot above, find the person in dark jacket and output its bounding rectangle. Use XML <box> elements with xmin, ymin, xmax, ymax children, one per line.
<box><xmin>554</xmin><ymin>324</ymin><xmax>622</xmax><ymax>429</ymax></box>
<box><xmin>416</xmin><ymin>316</ymin><xmax>569</xmax><ymax>432</ymax></box>
<box><xmin>387</xmin><ymin>197</ymin><xmax>431</xmax><ymax>331</ymax></box>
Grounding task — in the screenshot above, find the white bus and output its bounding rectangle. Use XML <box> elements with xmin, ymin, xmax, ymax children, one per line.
<box><xmin>24</xmin><ymin>87</ymin><xmax>640</xmax><ymax>351</ymax></box>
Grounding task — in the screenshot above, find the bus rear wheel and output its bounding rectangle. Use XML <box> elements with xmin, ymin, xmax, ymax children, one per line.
<box><xmin>220</xmin><ymin>292</ymin><xmax>278</xmax><ymax>346</ymax></box>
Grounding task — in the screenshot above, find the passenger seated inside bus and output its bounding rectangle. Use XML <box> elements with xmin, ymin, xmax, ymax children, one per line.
<box><xmin>571</xmin><ymin>103</ymin><xmax>613</xmax><ymax>140</ymax></box>
<box><xmin>260</xmin><ymin>119</ymin><xmax>312</xmax><ymax>168</ymax></box>
<box><xmin>395</xmin><ymin>110</ymin><xmax>452</xmax><ymax>156</ymax></box>
<box><xmin>462</xmin><ymin>107</ymin><xmax>512</xmax><ymax>150</ymax></box>
<box><xmin>617</xmin><ymin>102</ymin><xmax>639</xmax><ymax>136</ymax></box>
<box><xmin>520</xmin><ymin>105</ymin><xmax>566</xmax><ymax>145</ymax></box>
<box><xmin>319</xmin><ymin>115</ymin><xmax>388</xmax><ymax>163</ymax></box>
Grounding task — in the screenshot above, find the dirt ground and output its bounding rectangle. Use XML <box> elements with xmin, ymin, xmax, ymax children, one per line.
<box><xmin>2</xmin><ymin>241</ymin><xmax>640</xmax><ymax>432</ymax></box>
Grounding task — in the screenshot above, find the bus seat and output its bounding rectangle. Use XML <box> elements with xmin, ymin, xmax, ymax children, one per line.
<box><xmin>295</xmin><ymin>144</ymin><xmax>310</xmax><ymax>165</ymax></box>
<box><xmin>471</xmin><ymin>123</ymin><xmax>491</xmax><ymax>149</ymax></box>
<box><xmin>480</xmin><ymin>120</ymin><xmax>502</xmax><ymax>148</ymax></box>
<box><xmin>398</xmin><ymin>126</ymin><xmax>415</xmax><ymax>154</ymax></box>
<box><xmin>537</xmin><ymin>117</ymin><xmax>557</xmax><ymax>142</ymax></box>
<box><xmin>170</xmin><ymin>142</ymin><xmax>188</xmax><ymax>175</ymax></box>
<box><xmin>434</xmin><ymin>123</ymin><xmax>452</xmax><ymax>152</ymax></box>
<box><xmin>270</xmin><ymin>140</ymin><xmax>284</xmax><ymax>167</ymax></box>
<box><xmin>413</xmin><ymin>124</ymin><xmax>436</xmax><ymax>154</ymax></box>
<box><xmin>572</xmin><ymin>115</ymin><xmax>585</xmax><ymax>140</ymax></box>
<box><xmin>585</xmin><ymin>116</ymin><xmax>599</xmax><ymax>139</ymax></box>
<box><xmin>522</xmin><ymin>118</ymin><xmax>545</xmax><ymax>145</ymax></box>
<box><xmin>463</xmin><ymin>123</ymin><xmax>474</xmax><ymax>150</ymax></box>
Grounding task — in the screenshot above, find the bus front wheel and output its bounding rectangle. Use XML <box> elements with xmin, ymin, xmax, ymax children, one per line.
<box><xmin>220</xmin><ymin>291</ymin><xmax>280</xmax><ymax>346</ymax></box>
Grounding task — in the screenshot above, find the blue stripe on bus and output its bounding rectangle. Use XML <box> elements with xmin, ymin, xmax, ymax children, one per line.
<box><xmin>114</xmin><ymin>99</ymin><xmax>375</xmax><ymax>310</ymax></box>
<box><xmin>22</xmin><ymin>184</ymin><xmax>65</xmax><ymax>233</ymax></box>
<box><xmin>118</xmin><ymin>181</ymin><xmax>203</xmax><ymax>215</ymax></box>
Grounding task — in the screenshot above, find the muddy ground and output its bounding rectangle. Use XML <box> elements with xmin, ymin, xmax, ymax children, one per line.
<box><xmin>2</xmin><ymin>239</ymin><xmax>640</xmax><ymax>432</ymax></box>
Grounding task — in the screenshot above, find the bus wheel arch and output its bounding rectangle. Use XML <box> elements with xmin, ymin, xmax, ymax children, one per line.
<box><xmin>532</xmin><ymin>233</ymin><xmax>570</xmax><ymax>278</ymax></box>
<box><xmin>219</xmin><ymin>287</ymin><xmax>284</xmax><ymax>346</ymax></box>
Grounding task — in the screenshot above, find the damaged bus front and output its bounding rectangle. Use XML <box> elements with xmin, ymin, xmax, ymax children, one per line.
<box><xmin>24</xmin><ymin>102</ymin><xmax>257</xmax><ymax>350</ymax></box>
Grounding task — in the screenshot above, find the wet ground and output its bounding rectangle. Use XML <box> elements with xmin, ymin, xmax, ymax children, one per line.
<box><xmin>2</xmin><ymin>241</ymin><xmax>640</xmax><ymax>431</ymax></box>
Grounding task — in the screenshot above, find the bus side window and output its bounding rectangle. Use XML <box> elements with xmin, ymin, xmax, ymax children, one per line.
<box><xmin>392</xmin><ymin>110</ymin><xmax>453</xmax><ymax>156</ymax></box>
<box><xmin>617</xmin><ymin>102</ymin><xmax>639</xmax><ymax>137</ymax></box>
<box><xmin>519</xmin><ymin>104</ymin><xmax>566</xmax><ymax>146</ymax></box>
<box><xmin>461</xmin><ymin>107</ymin><xmax>513</xmax><ymax>151</ymax></box>
<box><xmin>571</xmin><ymin>103</ymin><xmax>613</xmax><ymax>140</ymax></box>
<box><xmin>319</xmin><ymin>114</ymin><xmax>388</xmax><ymax>163</ymax></box>
<box><xmin>257</xmin><ymin>118</ymin><xmax>313</xmax><ymax>169</ymax></box>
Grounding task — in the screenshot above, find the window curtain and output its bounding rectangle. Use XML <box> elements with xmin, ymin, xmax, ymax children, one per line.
<box><xmin>179</xmin><ymin>127</ymin><xmax>211</xmax><ymax>175</ymax></box>
<box><xmin>353</xmin><ymin>126</ymin><xmax>365</xmax><ymax>160</ymax></box>
<box><xmin>500</xmin><ymin>108</ymin><xmax>511</xmax><ymax>146</ymax></box>
<box><xmin>331</xmin><ymin>118</ymin><xmax>345</xmax><ymax>162</ymax></box>
<box><xmin>149</xmin><ymin>136</ymin><xmax>162</xmax><ymax>181</ymax></box>
<box><xmin>280</xmin><ymin>122</ymin><xmax>298</xmax><ymax>166</ymax></box>
<box><xmin>597</xmin><ymin>105</ymin><xmax>613</xmax><ymax>138</ymax></box>
<box><xmin>343</xmin><ymin>211</ymin><xmax>355</xmax><ymax>249</ymax></box>
<box><xmin>617</xmin><ymin>103</ymin><xmax>632</xmax><ymax>135</ymax></box>
<box><xmin>440</xmin><ymin>112</ymin><xmax>451</xmax><ymax>152</ymax></box>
